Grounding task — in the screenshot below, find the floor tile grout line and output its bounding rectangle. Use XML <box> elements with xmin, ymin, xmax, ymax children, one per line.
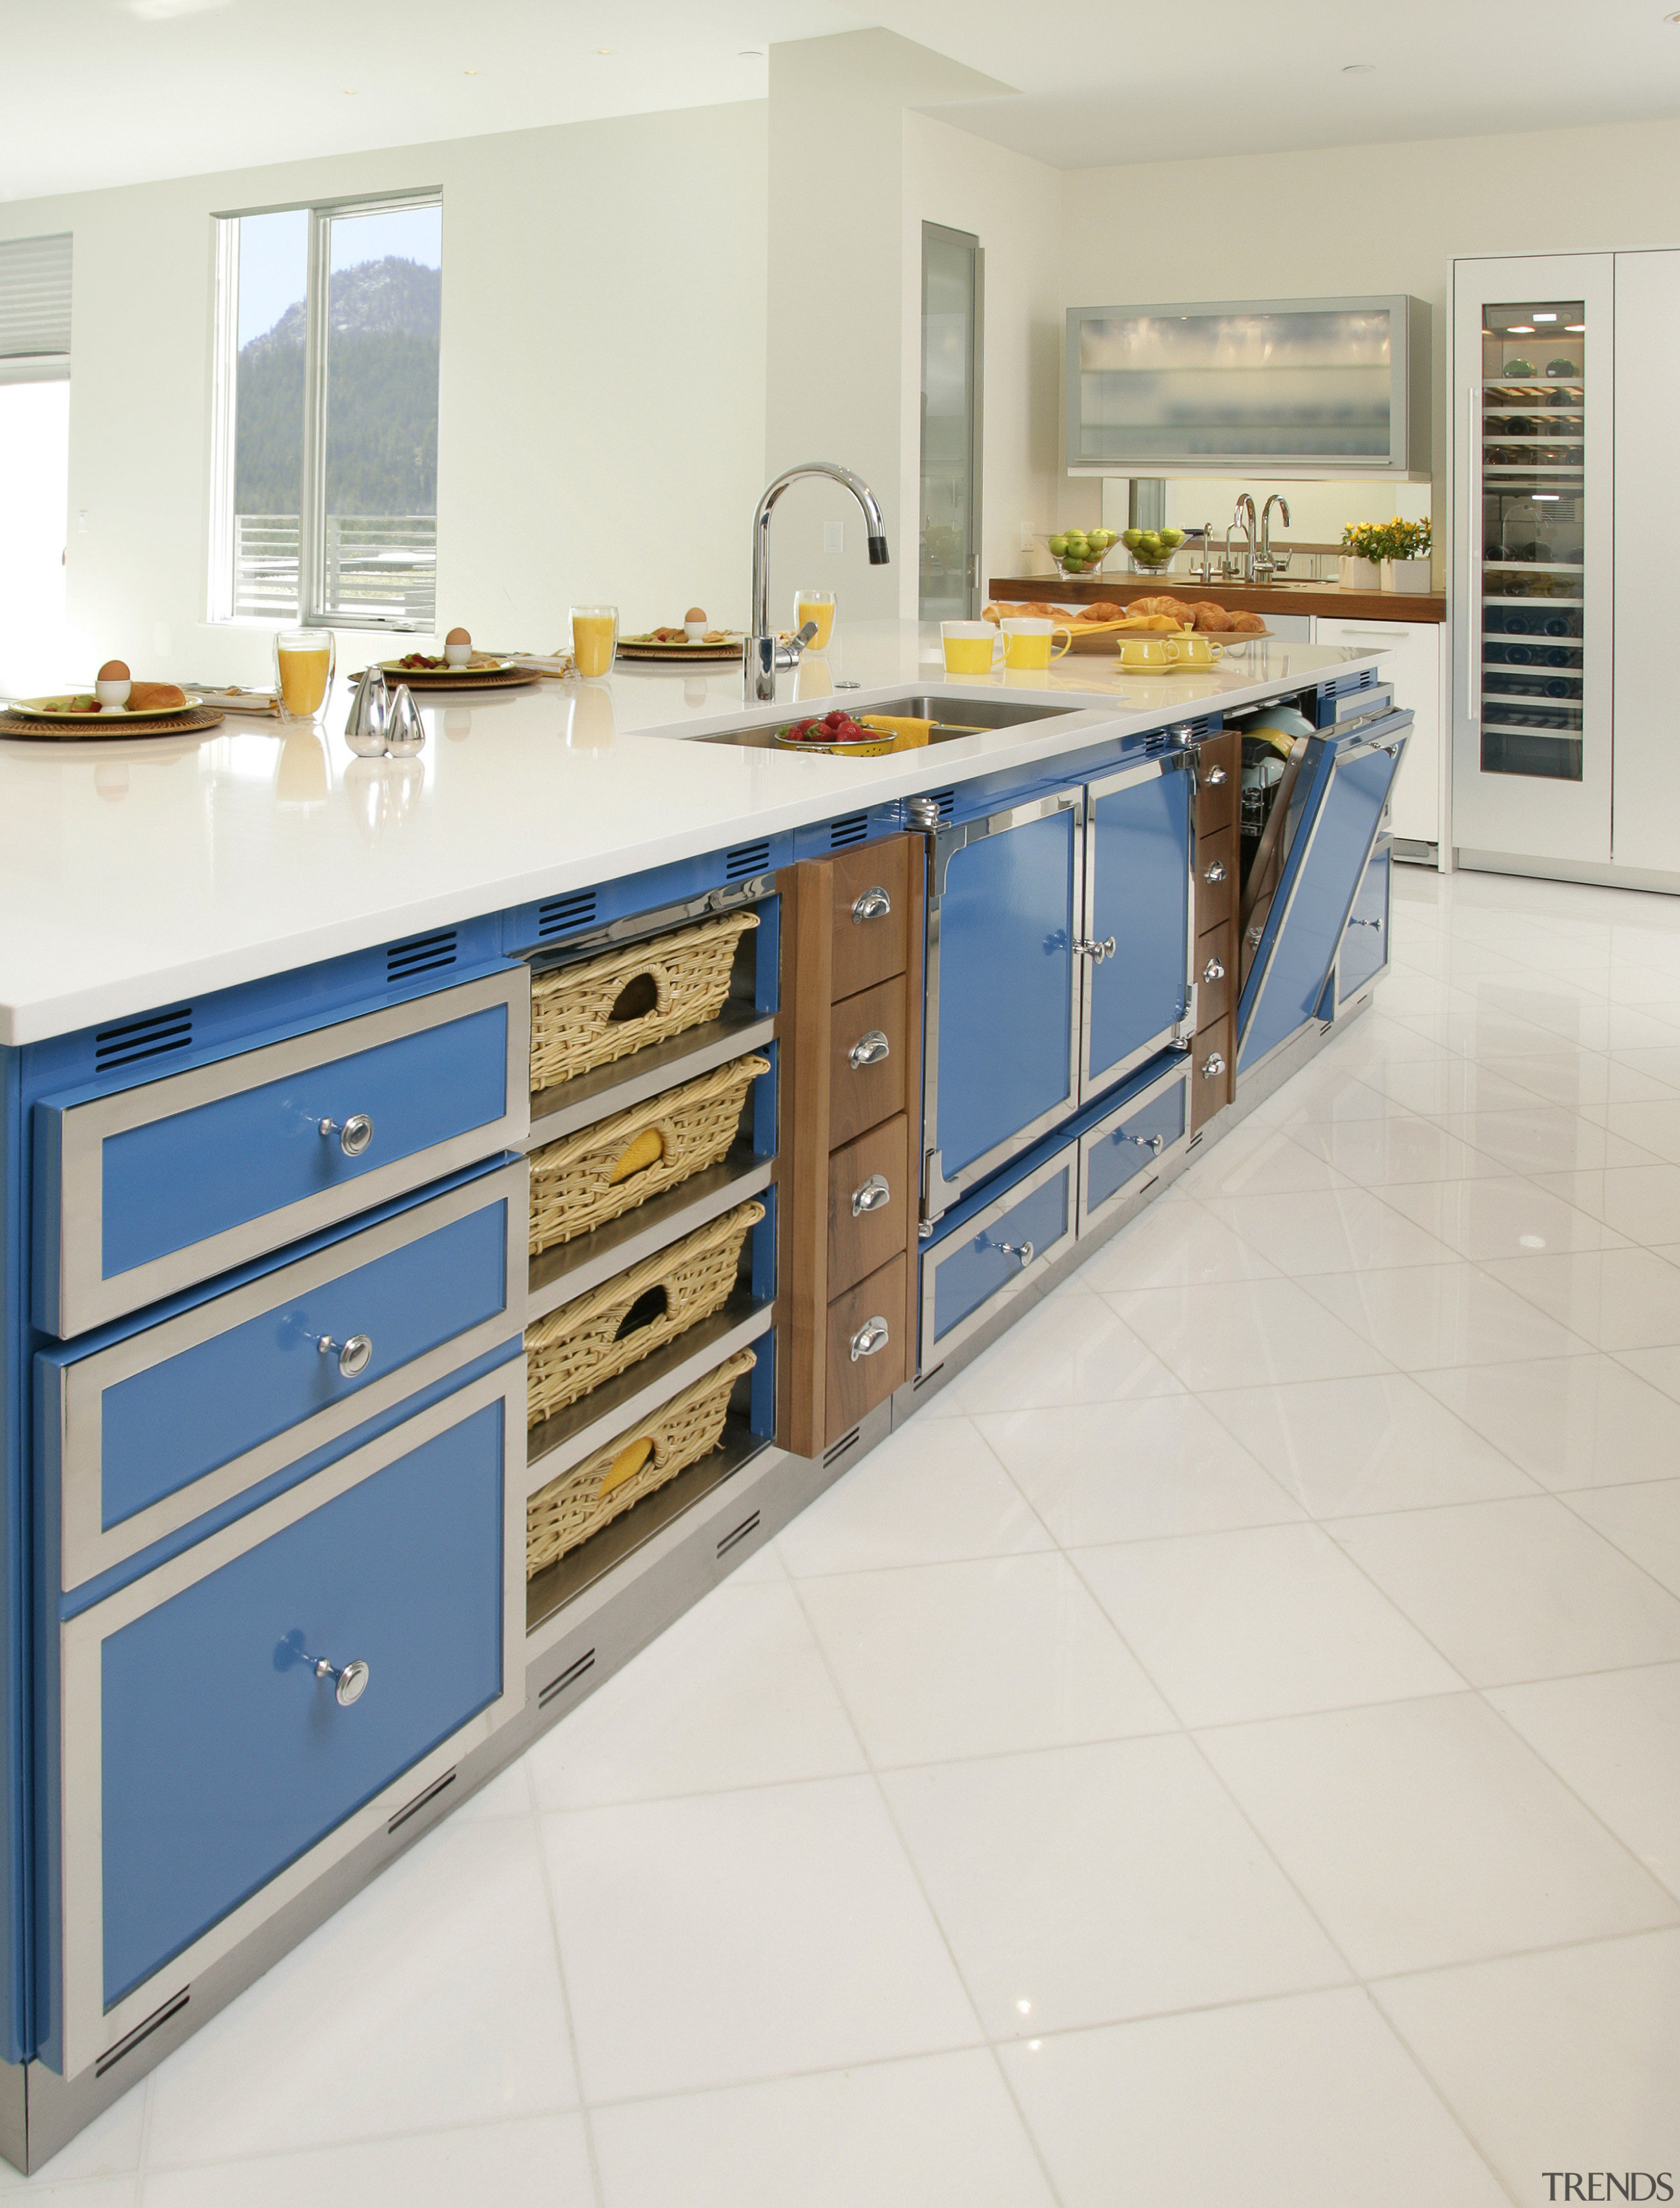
<box><xmin>1525</xmin><ymin>1482</ymin><xmax>1680</xmax><ymax>1612</ymax></box>
<box><xmin>127</xmin><ymin>2105</ymin><xmax>603</xmax><ymax>2186</ymax></box>
<box><xmin>520</xmin><ymin>1754</ymin><xmax>610</xmax><ymax>2208</ymax></box>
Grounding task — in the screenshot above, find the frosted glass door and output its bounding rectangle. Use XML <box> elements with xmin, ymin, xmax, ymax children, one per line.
<box><xmin>1610</xmin><ymin>249</ymin><xmax>1680</xmax><ymax>875</ymax></box>
<box><xmin>919</xmin><ymin>224</ymin><xmax>982</xmax><ymax>622</ymax></box>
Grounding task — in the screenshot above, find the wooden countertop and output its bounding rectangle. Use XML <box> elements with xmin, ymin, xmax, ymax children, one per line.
<box><xmin>987</xmin><ymin>573</ymin><xmax>1446</xmax><ymax>625</ymax></box>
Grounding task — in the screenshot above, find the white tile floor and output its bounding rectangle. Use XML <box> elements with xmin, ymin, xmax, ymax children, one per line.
<box><xmin>26</xmin><ymin>864</ymin><xmax>1680</xmax><ymax>2206</ymax></box>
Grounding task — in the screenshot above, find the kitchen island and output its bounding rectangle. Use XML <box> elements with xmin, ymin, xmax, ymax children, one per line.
<box><xmin>0</xmin><ymin>621</ymin><xmax>1407</xmax><ymax>2167</ymax></box>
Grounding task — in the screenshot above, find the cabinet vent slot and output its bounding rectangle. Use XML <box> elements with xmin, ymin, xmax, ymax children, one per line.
<box><xmin>387</xmin><ymin>929</ymin><xmax>457</xmax><ymax>983</ymax></box>
<box><xmin>829</xmin><ymin>812</ymin><xmax>869</xmax><ymax>850</ymax></box>
<box><xmin>537</xmin><ymin>888</ymin><xmax>598</xmax><ymax>939</ymax></box>
<box><xmin>717</xmin><ymin>1509</ymin><xmax>761</xmax><ymax>1560</ymax></box>
<box><xmin>1144</xmin><ymin>731</ymin><xmax>1166</xmax><ymax>753</ymax></box>
<box><xmin>97</xmin><ymin>1988</ymin><xmax>189</xmax><ymax>2077</ymax></box>
<box><xmin>1182</xmin><ymin>716</ymin><xmax>1214</xmax><ymax>741</ymax></box>
<box><xmin>823</xmin><ymin>1425</ymin><xmax>862</xmax><ymax>1469</ymax></box>
<box><xmin>1186</xmin><ymin>1130</ymin><xmax>1204</xmax><ymax>1153</ymax></box>
<box><xmin>387</xmin><ymin>1767</ymin><xmax>457</xmax><ymax>1835</ymax></box>
<box><xmin>724</xmin><ymin>839</ymin><xmax>771</xmax><ymax>882</ymax></box>
<box><xmin>539</xmin><ymin>1647</ymin><xmax>597</xmax><ymax>1706</ymax></box>
<box><xmin>94</xmin><ymin>1005</ymin><xmax>192</xmax><ymax>1072</ymax></box>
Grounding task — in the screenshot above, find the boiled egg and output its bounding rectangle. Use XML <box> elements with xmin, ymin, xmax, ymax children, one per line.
<box><xmin>684</xmin><ymin>605</ymin><xmax>708</xmax><ymax>642</ymax></box>
<box><xmin>444</xmin><ymin>625</ymin><xmax>472</xmax><ymax>667</ymax></box>
<box><xmin>95</xmin><ymin>659</ymin><xmax>131</xmax><ymax>709</ymax></box>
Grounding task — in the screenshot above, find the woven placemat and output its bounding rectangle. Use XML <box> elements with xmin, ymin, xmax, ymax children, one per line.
<box><xmin>0</xmin><ymin>705</ymin><xmax>227</xmax><ymax>740</ymax></box>
<box><xmin>616</xmin><ymin>644</ymin><xmax>743</xmax><ymax>665</ymax></box>
<box><xmin>364</xmin><ymin>667</ymin><xmax>539</xmax><ymax>692</ymax></box>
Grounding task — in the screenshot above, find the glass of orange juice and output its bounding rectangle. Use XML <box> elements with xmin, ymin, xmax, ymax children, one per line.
<box><xmin>571</xmin><ymin>604</ymin><xmax>618</xmax><ymax>680</ymax></box>
<box><xmin>274</xmin><ymin>627</ymin><xmax>335</xmax><ymax>722</ymax></box>
<box><xmin>794</xmin><ymin>589</ymin><xmax>835</xmax><ymax>650</ymax></box>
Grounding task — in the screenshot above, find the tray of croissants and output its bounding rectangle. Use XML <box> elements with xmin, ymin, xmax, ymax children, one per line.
<box><xmin>984</xmin><ymin>597</ymin><xmax>1272</xmax><ymax>649</ymax></box>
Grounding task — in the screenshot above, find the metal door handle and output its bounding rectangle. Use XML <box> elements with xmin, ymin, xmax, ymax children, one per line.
<box><xmin>1348</xmin><ymin>916</ymin><xmax>1383</xmax><ymax>930</ymax></box>
<box><xmin>1205</xmin><ymin>766</ymin><xmax>1228</xmax><ymax>785</ymax></box>
<box><xmin>1202</xmin><ymin>957</ymin><xmax>1225</xmax><ymax>982</ymax></box>
<box><xmin>1133</xmin><ymin>1133</ymin><xmax>1164</xmax><ymax>1154</ymax></box>
<box><xmin>1202</xmin><ymin>1051</ymin><xmax>1227</xmax><ymax>1078</ymax></box>
<box><xmin>994</xmin><ymin>1239</ymin><xmax>1034</xmax><ymax>1268</ymax></box>
<box><xmin>300</xmin><ymin>1650</ymin><xmax>370</xmax><ymax>1707</ymax></box>
<box><xmin>851</xmin><ymin>1173</ymin><xmax>891</xmax><ymax>1217</ymax></box>
<box><xmin>849</xmin><ymin>1315</ymin><xmax>890</xmax><ymax>1361</ymax></box>
<box><xmin>316</xmin><ymin>1333</ymin><xmax>373</xmax><ymax>1378</ymax></box>
<box><xmin>852</xmin><ymin>886</ymin><xmax>891</xmax><ymax>924</ymax></box>
<box><xmin>849</xmin><ymin>1028</ymin><xmax>891</xmax><ymax>1069</ymax></box>
<box><xmin>319</xmin><ymin>1112</ymin><xmax>374</xmax><ymax>1156</ymax></box>
<box><xmin>1073</xmin><ymin>936</ymin><xmax>1116</xmax><ymax>963</ymax></box>
<box><xmin>1204</xmin><ymin>861</ymin><xmax>1227</xmax><ymax>883</ymax></box>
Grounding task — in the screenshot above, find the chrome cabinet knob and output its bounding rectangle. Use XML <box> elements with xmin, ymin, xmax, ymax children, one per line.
<box><xmin>1347</xmin><ymin>915</ymin><xmax>1383</xmax><ymax>930</ymax></box>
<box><xmin>1205</xmin><ymin>765</ymin><xmax>1228</xmax><ymax>785</ymax></box>
<box><xmin>1073</xmin><ymin>936</ymin><xmax>1117</xmax><ymax>963</ymax></box>
<box><xmin>1132</xmin><ymin>1133</ymin><xmax>1164</xmax><ymax>1154</ymax></box>
<box><xmin>1202</xmin><ymin>1051</ymin><xmax>1227</xmax><ymax>1078</ymax></box>
<box><xmin>852</xmin><ymin>886</ymin><xmax>891</xmax><ymax>924</ymax></box>
<box><xmin>994</xmin><ymin>1239</ymin><xmax>1034</xmax><ymax>1268</ymax></box>
<box><xmin>297</xmin><ymin>1648</ymin><xmax>370</xmax><ymax>1707</ymax></box>
<box><xmin>319</xmin><ymin>1112</ymin><xmax>374</xmax><ymax>1156</ymax></box>
<box><xmin>849</xmin><ymin>1315</ymin><xmax>890</xmax><ymax>1362</ymax></box>
<box><xmin>317</xmin><ymin>1333</ymin><xmax>373</xmax><ymax>1379</ymax></box>
<box><xmin>851</xmin><ymin>1173</ymin><xmax>891</xmax><ymax>1218</ymax></box>
<box><xmin>1202</xmin><ymin>957</ymin><xmax>1226</xmax><ymax>982</ymax></box>
<box><xmin>1204</xmin><ymin>861</ymin><xmax>1227</xmax><ymax>883</ymax></box>
<box><xmin>849</xmin><ymin>1028</ymin><xmax>891</xmax><ymax>1070</ymax></box>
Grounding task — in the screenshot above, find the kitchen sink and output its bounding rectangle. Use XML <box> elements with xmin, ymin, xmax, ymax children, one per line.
<box><xmin>686</xmin><ymin>694</ymin><xmax>1082</xmax><ymax>750</ymax></box>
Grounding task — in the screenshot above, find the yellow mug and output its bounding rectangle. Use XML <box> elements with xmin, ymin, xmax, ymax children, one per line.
<box><xmin>1173</xmin><ymin>635</ymin><xmax>1224</xmax><ymax>666</ymax></box>
<box><xmin>1001</xmin><ymin>617</ymin><xmax>1073</xmax><ymax>671</ymax></box>
<box><xmin>941</xmin><ymin>620</ymin><xmax>1002</xmax><ymax>677</ymax></box>
<box><xmin>1115</xmin><ymin>635</ymin><xmax>1184</xmax><ymax>670</ymax></box>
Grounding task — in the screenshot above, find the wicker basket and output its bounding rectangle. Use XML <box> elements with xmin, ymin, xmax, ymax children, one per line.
<box><xmin>530</xmin><ymin>911</ymin><xmax>759</xmax><ymax>1093</ymax></box>
<box><xmin>529</xmin><ymin>1052</ymin><xmax>768</xmax><ymax>1257</ymax></box>
<box><xmin>526</xmin><ymin>1346</ymin><xmax>756</xmax><ymax>1575</ymax></box>
<box><xmin>526</xmin><ymin>1198</ymin><xmax>764</xmax><ymax>1429</ymax></box>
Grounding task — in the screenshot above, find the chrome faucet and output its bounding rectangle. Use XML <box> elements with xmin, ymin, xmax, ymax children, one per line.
<box><xmin>1228</xmin><ymin>493</ymin><xmax>1258</xmax><ymax>582</ymax></box>
<box><xmin>1200</xmin><ymin>520</ymin><xmax>1216</xmax><ymax>587</ymax></box>
<box><xmin>1258</xmin><ymin>493</ymin><xmax>1291</xmax><ymax>581</ymax></box>
<box><xmin>746</xmin><ymin>462</ymin><xmax>890</xmax><ymax>701</ymax></box>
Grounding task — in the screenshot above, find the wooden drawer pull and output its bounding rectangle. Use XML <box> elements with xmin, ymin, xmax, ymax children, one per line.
<box><xmin>852</xmin><ymin>886</ymin><xmax>892</xmax><ymax>924</ymax></box>
<box><xmin>849</xmin><ymin>1315</ymin><xmax>890</xmax><ymax>1362</ymax></box>
<box><xmin>849</xmin><ymin>1028</ymin><xmax>891</xmax><ymax>1070</ymax></box>
<box><xmin>850</xmin><ymin>1173</ymin><xmax>891</xmax><ymax>1219</ymax></box>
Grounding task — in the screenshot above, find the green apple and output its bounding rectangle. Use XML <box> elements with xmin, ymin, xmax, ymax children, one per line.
<box><xmin>1047</xmin><ymin>533</ymin><xmax>1068</xmax><ymax>556</ymax></box>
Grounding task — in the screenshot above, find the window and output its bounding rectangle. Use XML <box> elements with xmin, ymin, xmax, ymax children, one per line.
<box><xmin>211</xmin><ymin>192</ymin><xmax>440</xmax><ymax>630</ymax></box>
<box><xmin>0</xmin><ymin>232</ymin><xmax>74</xmax><ymax>694</ymax></box>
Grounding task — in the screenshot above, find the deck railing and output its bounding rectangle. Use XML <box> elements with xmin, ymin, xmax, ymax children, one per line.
<box><xmin>233</xmin><ymin>514</ymin><xmax>437</xmax><ymax>625</ymax></box>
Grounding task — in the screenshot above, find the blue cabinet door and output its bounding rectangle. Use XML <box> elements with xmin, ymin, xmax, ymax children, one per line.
<box><xmin>51</xmin><ymin>1360</ymin><xmax>523</xmax><ymax>2077</ymax></box>
<box><xmin>1078</xmin><ymin>1059</ymin><xmax>1190</xmax><ymax>1225</ymax></box>
<box><xmin>919</xmin><ymin>1145</ymin><xmax>1077</xmax><ymax>1367</ymax></box>
<box><xmin>926</xmin><ymin>796</ymin><xmax>1079</xmax><ymax>1203</ymax></box>
<box><xmin>1084</xmin><ymin>757</ymin><xmax>1192</xmax><ymax>1092</ymax></box>
<box><xmin>1237</xmin><ymin>718</ymin><xmax>1410</xmax><ymax>1077</ymax></box>
<box><xmin>1338</xmin><ymin>842</ymin><xmax>1392</xmax><ymax>1004</ymax></box>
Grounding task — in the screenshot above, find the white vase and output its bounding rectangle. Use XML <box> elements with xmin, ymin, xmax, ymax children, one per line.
<box><xmin>1381</xmin><ymin>557</ymin><xmax>1433</xmax><ymax>594</ymax></box>
<box><xmin>1339</xmin><ymin>556</ymin><xmax>1381</xmax><ymax>589</ymax></box>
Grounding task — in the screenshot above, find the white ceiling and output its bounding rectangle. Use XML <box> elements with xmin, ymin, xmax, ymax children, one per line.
<box><xmin>6</xmin><ymin>0</ymin><xmax>1680</xmax><ymax>203</ymax></box>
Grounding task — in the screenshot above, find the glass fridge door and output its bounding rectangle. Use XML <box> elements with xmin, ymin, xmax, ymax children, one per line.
<box><xmin>1452</xmin><ymin>253</ymin><xmax>1613</xmax><ymax>867</ymax></box>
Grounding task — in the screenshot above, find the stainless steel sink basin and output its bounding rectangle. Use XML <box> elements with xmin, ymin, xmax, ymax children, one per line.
<box><xmin>686</xmin><ymin>694</ymin><xmax>1081</xmax><ymax>751</ymax></box>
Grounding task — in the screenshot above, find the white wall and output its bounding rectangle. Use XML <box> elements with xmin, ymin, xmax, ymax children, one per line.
<box><xmin>0</xmin><ymin>103</ymin><xmax>768</xmax><ymax>688</ymax></box>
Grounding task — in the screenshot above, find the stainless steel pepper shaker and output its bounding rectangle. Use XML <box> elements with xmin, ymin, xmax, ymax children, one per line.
<box><xmin>344</xmin><ymin>665</ymin><xmax>389</xmax><ymax>757</ymax></box>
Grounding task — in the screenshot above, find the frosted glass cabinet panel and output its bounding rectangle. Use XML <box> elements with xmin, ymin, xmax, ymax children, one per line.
<box><xmin>1610</xmin><ymin>249</ymin><xmax>1680</xmax><ymax>875</ymax></box>
<box><xmin>1065</xmin><ymin>295</ymin><xmax>1429</xmax><ymax>476</ymax></box>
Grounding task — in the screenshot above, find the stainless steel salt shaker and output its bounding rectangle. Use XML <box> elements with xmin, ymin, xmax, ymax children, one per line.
<box><xmin>384</xmin><ymin>682</ymin><xmax>426</xmax><ymax>757</ymax></box>
<box><xmin>344</xmin><ymin>665</ymin><xmax>389</xmax><ymax>757</ymax></box>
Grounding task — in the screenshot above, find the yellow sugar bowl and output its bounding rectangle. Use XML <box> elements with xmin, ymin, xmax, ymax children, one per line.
<box><xmin>1114</xmin><ymin>635</ymin><xmax>1185</xmax><ymax>671</ymax></box>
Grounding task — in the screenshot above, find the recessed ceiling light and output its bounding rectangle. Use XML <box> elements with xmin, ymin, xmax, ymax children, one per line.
<box><xmin>1667</xmin><ymin>10</ymin><xmax>1680</xmax><ymax>20</ymax></box>
<box><xmin>1342</xmin><ymin>62</ymin><xmax>1376</xmax><ymax>72</ymax></box>
<box><xmin>342</xmin><ymin>87</ymin><xmax>358</xmax><ymax>94</ymax></box>
<box><xmin>739</xmin><ymin>48</ymin><xmax>763</xmax><ymax>56</ymax></box>
<box><xmin>463</xmin><ymin>68</ymin><xmax>478</xmax><ymax>75</ymax></box>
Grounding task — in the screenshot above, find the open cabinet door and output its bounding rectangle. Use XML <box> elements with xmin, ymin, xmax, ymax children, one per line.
<box><xmin>1237</xmin><ymin>715</ymin><xmax>1411</xmax><ymax>1081</ymax></box>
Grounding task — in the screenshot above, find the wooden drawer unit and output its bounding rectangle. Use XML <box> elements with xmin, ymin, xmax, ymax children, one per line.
<box><xmin>1195</xmin><ymin>925</ymin><xmax>1232</xmax><ymax>1028</ymax></box>
<box><xmin>48</xmin><ymin>1357</ymin><xmax>525</xmax><ymax>2080</ymax></box>
<box><xmin>828</xmin><ymin>975</ymin><xmax>907</xmax><ymax>1149</ymax></box>
<box><xmin>828</xmin><ymin>837</ymin><xmax>910</xmax><ymax>1001</ymax></box>
<box><xmin>1190</xmin><ymin>1012</ymin><xmax>1233</xmax><ymax>1129</ymax></box>
<box><xmin>826</xmin><ymin>1116</ymin><xmax>908</xmax><ymax>1300</ymax></box>
<box><xmin>779</xmin><ymin>834</ymin><xmax>925</xmax><ymax>1453</ymax></box>
<box><xmin>825</xmin><ymin>1253</ymin><xmax>908</xmax><ymax>1436</ymax></box>
<box><xmin>35</xmin><ymin>970</ymin><xmax>530</xmax><ymax>1339</ymax></box>
<box><xmin>1196</xmin><ymin>732</ymin><xmax>1239</xmax><ymax>835</ymax></box>
<box><xmin>1194</xmin><ymin>826</ymin><xmax>1236</xmax><ymax>934</ymax></box>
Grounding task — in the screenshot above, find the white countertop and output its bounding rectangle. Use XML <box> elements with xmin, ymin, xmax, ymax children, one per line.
<box><xmin>0</xmin><ymin>621</ymin><xmax>1385</xmax><ymax>1047</ymax></box>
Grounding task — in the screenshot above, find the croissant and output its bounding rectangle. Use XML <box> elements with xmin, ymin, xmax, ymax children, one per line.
<box><xmin>1079</xmin><ymin>601</ymin><xmax>1127</xmax><ymax>623</ymax></box>
<box><xmin>1227</xmin><ymin>610</ymin><xmax>1267</xmax><ymax>634</ymax></box>
<box><xmin>1125</xmin><ymin>594</ymin><xmax>1184</xmax><ymax>617</ymax></box>
<box><xmin>1189</xmin><ymin>602</ymin><xmax>1235</xmax><ymax>632</ymax></box>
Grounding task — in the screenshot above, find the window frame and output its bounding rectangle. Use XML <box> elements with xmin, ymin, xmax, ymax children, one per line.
<box><xmin>209</xmin><ymin>185</ymin><xmax>442</xmax><ymax>632</ymax></box>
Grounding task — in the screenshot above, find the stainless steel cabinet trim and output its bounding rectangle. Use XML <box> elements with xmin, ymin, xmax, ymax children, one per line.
<box><xmin>56</xmin><ymin>1360</ymin><xmax>527</xmax><ymax>2081</ymax></box>
<box><xmin>918</xmin><ymin>1141</ymin><xmax>1078</xmax><ymax>1367</ymax></box>
<box><xmin>52</xmin><ymin>1163</ymin><xmax>528</xmax><ymax>1589</ymax></box>
<box><xmin>46</xmin><ymin>969</ymin><xmax>532</xmax><ymax>1338</ymax></box>
<box><xmin>921</xmin><ymin>792</ymin><xmax>1083</xmax><ymax>1219</ymax></box>
<box><xmin>1080</xmin><ymin>750</ymin><xmax>1196</xmax><ymax>1094</ymax></box>
<box><xmin>1076</xmin><ymin>1057</ymin><xmax>1192</xmax><ymax>1228</ymax></box>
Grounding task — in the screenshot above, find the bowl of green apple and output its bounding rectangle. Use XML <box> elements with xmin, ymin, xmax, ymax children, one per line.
<box><xmin>1121</xmin><ymin>526</ymin><xmax>1186</xmax><ymax>573</ymax></box>
<box><xmin>1042</xmin><ymin>528</ymin><xmax>1118</xmax><ymax>579</ymax></box>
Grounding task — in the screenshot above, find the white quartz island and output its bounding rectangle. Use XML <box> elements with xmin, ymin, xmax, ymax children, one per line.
<box><xmin>0</xmin><ymin>620</ymin><xmax>1383</xmax><ymax>1045</ymax></box>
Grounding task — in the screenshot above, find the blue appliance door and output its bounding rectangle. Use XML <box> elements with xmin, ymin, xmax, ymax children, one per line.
<box><xmin>1082</xmin><ymin>752</ymin><xmax>1193</xmax><ymax>1095</ymax></box>
<box><xmin>1237</xmin><ymin>715</ymin><xmax>1411</xmax><ymax>1079</ymax></box>
<box><xmin>1337</xmin><ymin>841</ymin><xmax>1393</xmax><ymax>1005</ymax></box>
<box><xmin>923</xmin><ymin>793</ymin><xmax>1080</xmax><ymax>1214</ymax></box>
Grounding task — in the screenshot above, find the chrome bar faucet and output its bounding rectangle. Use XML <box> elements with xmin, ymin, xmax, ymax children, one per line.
<box><xmin>1232</xmin><ymin>493</ymin><xmax>1258</xmax><ymax>583</ymax></box>
<box><xmin>1258</xmin><ymin>493</ymin><xmax>1291</xmax><ymax>581</ymax></box>
<box><xmin>746</xmin><ymin>463</ymin><xmax>890</xmax><ymax>702</ymax></box>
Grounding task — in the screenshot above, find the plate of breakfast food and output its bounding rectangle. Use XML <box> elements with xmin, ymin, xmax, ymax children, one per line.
<box><xmin>617</xmin><ymin>608</ymin><xmax>744</xmax><ymax>664</ymax></box>
<box><xmin>1</xmin><ymin>661</ymin><xmax>223</xmax><ymax>734</ymax></box>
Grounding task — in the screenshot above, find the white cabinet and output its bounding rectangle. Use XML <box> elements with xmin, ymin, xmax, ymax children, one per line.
<box><xmin>1312</xmin><ymin>614</ymin><xmax>1446</xmax><ymax>856</ymax></box>
<box><xmin>1610</xmin><ymin>249</ymin><xmax>1680</xmax><ymax>875</ymax></box>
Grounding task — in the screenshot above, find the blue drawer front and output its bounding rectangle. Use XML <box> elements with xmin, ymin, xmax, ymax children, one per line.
<box><xmin>931</xmin><ymin>1168</ymin><xmax>1070</xmax><ymax>1349</ymax></box>
<box><xmin>1084</xmin><ymin>1074</ymin><xmax>1187</xmax><ymax>1218</ymax></box>
<box><xmin>1087</xmin><ymin>770</ymin><xmax>1190</xmax><ymax>1082</ymax></box>
<box><xmin>936</xmin><ymin>809</ymin><xmax>1075</xmax><ymax>1177</ymax></box>
<box><xmin>99</xmin><ymin>1397</ymin><xmax>506</xmax><ymax>2009</ymax></box>
<box><xmin>101</xmin><ymin>1004</ymin><xmax>509</xmax><ymax>1282</ymax></box>
<box><xmin>1339</xmin><ymin>845</ymin><xmax>1391</xmax><ymax>1001</ymax></box>
<box><xmin>100</xmin><ymin>1200</ymin><xmax>509</xmax><ymax>1534</ymax></box>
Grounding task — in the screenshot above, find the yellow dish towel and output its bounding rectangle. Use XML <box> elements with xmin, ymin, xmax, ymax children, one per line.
<box><xmin>858</xmin><ymin>715</ymin><xmax>931</xmax><ymax>752</ymax></box>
